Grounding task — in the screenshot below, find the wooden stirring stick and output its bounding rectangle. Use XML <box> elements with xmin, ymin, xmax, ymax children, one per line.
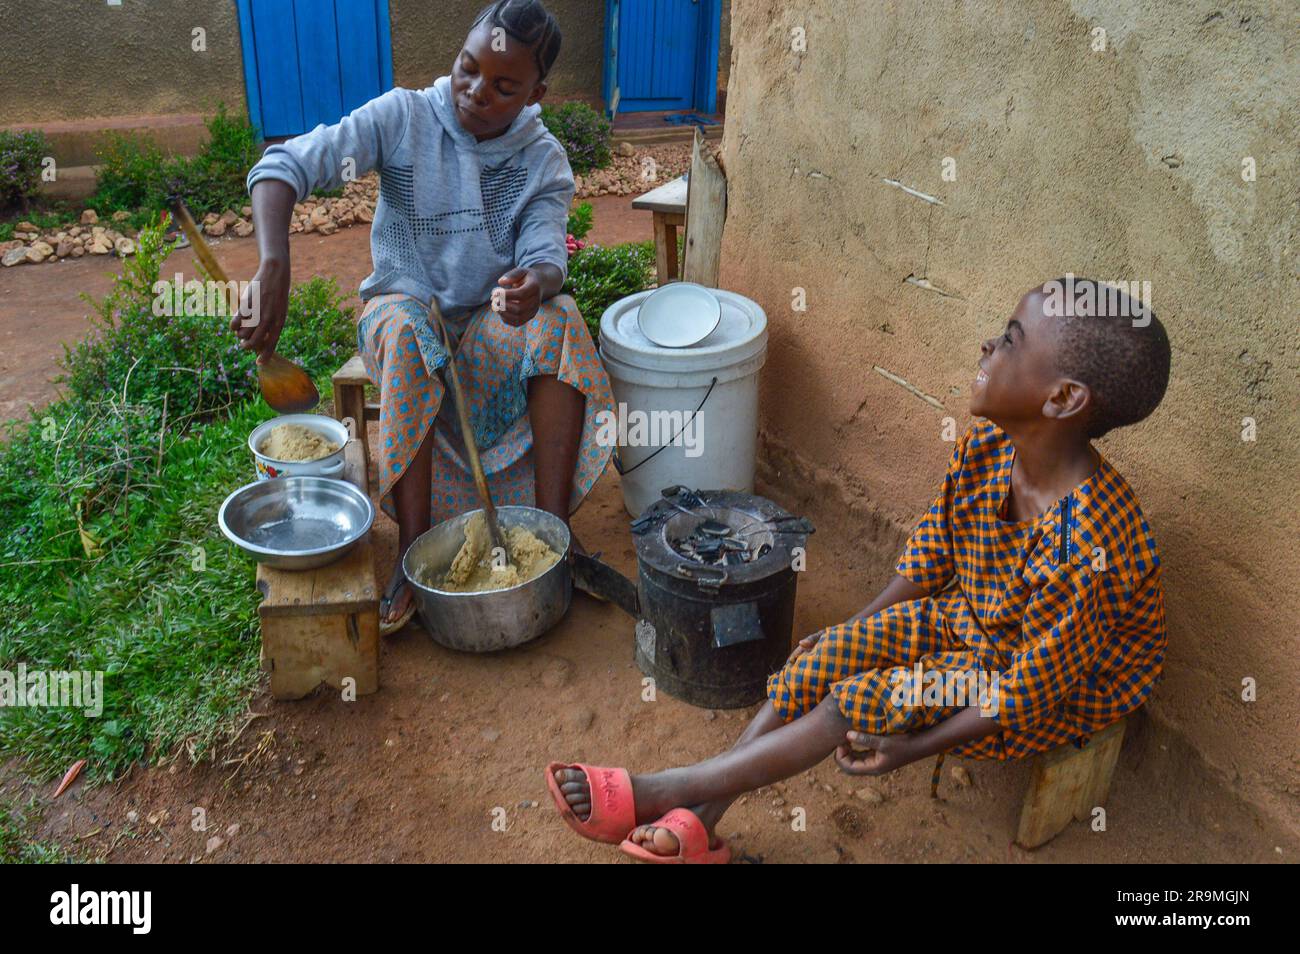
<box><xmin>169</xmin><ymin>198</ymin><xmax>320</xmax><ymax>414</ymax></box>
<box><xmin>428</xmin><ymin>296</ymin><xmax>511</xmax><ymax>566</ymax></box>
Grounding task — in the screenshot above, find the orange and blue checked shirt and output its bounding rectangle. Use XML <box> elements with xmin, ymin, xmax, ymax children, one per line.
<box><xmin>895</xmin><ymin>420</ymin><xmax>1167</xmax><ymax>755</ymax></box>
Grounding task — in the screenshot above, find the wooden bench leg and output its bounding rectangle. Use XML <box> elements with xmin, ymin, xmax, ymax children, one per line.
<box><xmin>1016</xmin><ymin>718</ymin><xmax>1126</xmax><ymax>849</ymax></box>
<box><xmin>332</xmin><ymin>357</ymin><xmax>370</xmax><ymax>464</ymax></box>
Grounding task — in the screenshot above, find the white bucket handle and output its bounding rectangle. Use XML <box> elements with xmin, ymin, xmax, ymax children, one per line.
<box><xmin>612</xmin><ymin>376</ymin><xmax>718</xmax><ymax>477</ymax></box>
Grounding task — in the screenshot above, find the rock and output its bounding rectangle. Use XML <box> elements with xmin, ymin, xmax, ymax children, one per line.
<box><xmin>854</xmin><ymin>785</ymin><xmax>885</xmax><ymax>805</ymax></box>
<box><xmin>204</xmin><ymin>219</ymin><xmax>228</xmax><ymax>237</ymax></box>
<box><xmin>241</xmin><ymin>205</ymin><xmax>252</xmax><ymax>217</ymax></box>
<box><xmin>481</xmin><ymin>728</ymin><xmax>501</xmax><ymax>743</ymax></box>
<box><xmin>68</xmin><ymin>226</ymin><xmax>82</xmax><ymax>237</ymax></box>
<box><xmin>105</xmin><ymin>229</ymin><xmax>122</xmax><ymax>244</ymax></box>
<box><xmin>70</xmin><ymin>246</ymin><xmax>85</xmax><ymax>258</ymax></box>
<box><xmin>91</xmin><ymin>226</ymin><xmax>107</xmax><ymax>241</ymax></box>
<box><xmin>617</xmin><ymin>140</ymin><xmax>636</xmax><ymax>157</ymax></box>
<box><xmin>566</xmin><ymin>706</ymin><xmax>595</xmax><ymax>733</ymax></box>
<box><xmin>114</xmin><ymin>237</ymin><xmax>136</xmax><ymax>256</ymax></box>
<box><xmin>219</xmin><ymin>209</ymin><xmax>239</xmax><ymax>227</ymax></box>
<box><xmin>225</xmin><ymin>823</ymin><xmax>241</xmax><ymax>837</ymax></box>
<box><xmin>316</xmin><ymin>219</ymin><xmax>338</xmax><ymax>236</ymax></box>
<box><xmin>204</xmin><ymin>835</ymin><xmax>224</xmax><ymax>854</ymax></box>
<box><xmin>56</xmin><ymin>238</ymin><xmax>73</xmax><ymax>258</ymax></box>
<box><xmin>16</xmin><ymin>220</ymin><xmax>38</xmax><ymax>231</ymax></box>
<box><xmin>951</xmin><ymin>766</ymin><xmax>973</xmax><ymax>788</ymax></box>
<box><xmin>80</xmin><ymin>209</ymin><xmax>99</xmax><ymax>225</ymax></box>
<box><xmin>202</xmin><ymin>212</ymin><xmax>220</xmax><ymax>226</ymax></box>
<box><xmin>126</xmin><ymin>810</ymin><xmax>139</xmax><ymax>824</ymax></box>
<box><xmin>89</xmin><ymin>239</ymin><xmax>112</xmax><ymax>255</ymax></box>
<box><xmin>309</xmin><ymin>206</ymin><xmax>331</xmax><ymax>226</ymax></box>
<box><xmin>233</xmin><ymin>219</ymin><xmax>254</xmax><ymax>237</ymax></box>
<box><xmin>355</xmin><ymin>204</ymin><xmax>374</xmax><ymax>223</ymax></box>
<box><xmin>335</xmin><ymin>210</ymin><xmax>355</xmax><ymax>227</ymax></box>
<box><xmin>26</xmin><ymin>241</ymin><xmax>53</xmax><ymax>263</ymax></box>
<box><xmin>13</xmin><ymin>231</ymin><xmax>34</xmax><ymax>241</ymax></box>
<box><xmin>2</xmin><ymin>246</ymin><xmax>28</xmax><ymax>267</ymax></box>
<box><xmin>0</xmin><ymin>239</ymin><xmax>21</xmax><ymax>254</ymax></box>
<box><xmin>112</xmin><ymin>210</ymin><xmax>130</xmax><ymax>223</ymax></box>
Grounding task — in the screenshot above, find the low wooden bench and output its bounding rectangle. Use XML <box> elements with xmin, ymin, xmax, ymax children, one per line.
<box><xmin>256</xmin><ymin>437</ymin><xmax>379</xmax><ymax>700</ymax></box>
<box><xmin>331</xmin><ymin>355</ymin><xmax>380</xmax><ymax>465</ymax></box>
<box><xmin>1016</xmin><ymin>718</ymin><xmax>1127</xmax><ymax>848</ymax></box>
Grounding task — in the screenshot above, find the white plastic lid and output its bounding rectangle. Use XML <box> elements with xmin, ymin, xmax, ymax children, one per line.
<box><xmin>599</xmin><ymin>287</ymin><xmax>768</xmax><ymax>374</ymax></box>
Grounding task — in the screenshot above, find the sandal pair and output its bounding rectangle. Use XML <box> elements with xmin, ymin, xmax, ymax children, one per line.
<box><xmin>545</xmin><ymin>762</ymin><xmax>731</xmax><ymax>864</ymax></box>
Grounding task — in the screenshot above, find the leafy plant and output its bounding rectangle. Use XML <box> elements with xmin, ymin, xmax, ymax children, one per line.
<box><xmin>541</xmin><ymin>101</ymin><xmax>612</xmax><ymax>175</ymax></box>
<box><xmin>0</xmin><ymin>129</ymin><xmax>50</xmax><ymax>215</ymax></box>
<box><xmin>61</xmin><ymin>215</ymin><xmax>354</xmax><ymax>429</ymax></box>
<box><xmin>87</xmin><ymin>105</ymin><xmax>261</xmax><ymax>224</ymax></box>
<box><xmin>566</xmin><ymin>201</ymin><xmax>593</xmax><ymax>242</ymax></box>
<box><xmin>563</xmin><ymin>241</ymin><xmax>656</xmax><ymax>339</ymax></box>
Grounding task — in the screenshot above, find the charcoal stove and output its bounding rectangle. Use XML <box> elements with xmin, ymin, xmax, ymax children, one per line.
<box><xmin>574</xmin><ymin>486</ymin><xmax>813</xmax><ymax>708</ymax></box>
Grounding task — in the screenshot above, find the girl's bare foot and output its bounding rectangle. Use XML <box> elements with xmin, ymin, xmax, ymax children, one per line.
<box><xmin>380</xmin><ymin>563</ymin><xmax>415</xmax><ymax>627</ymax></box>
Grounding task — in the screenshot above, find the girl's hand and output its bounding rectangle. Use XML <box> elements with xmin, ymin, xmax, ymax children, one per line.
<box><xmin>233</xmin><ymin>257</ymin><xmax>291</xmax><ymax>362</ymax></box>
<box><xmin>833</xmin><ymin>731</ymin><xmax>917</xmax><ymax>776</ymax></box>
<box><xmin>495</xmin><ymin>266</ymin><xmax>542</xmax><ymax>327</ymax></box>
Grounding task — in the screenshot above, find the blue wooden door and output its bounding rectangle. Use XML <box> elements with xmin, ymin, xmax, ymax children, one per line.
<box><xmin>237</xmin><ymin>0</ymin><xmax>394</xmax><ymax>138</ymax></box>
<box><xmin>608</xmin><ymin>0</ymin><xmax>719</xmax><ymax>113</ymax></box>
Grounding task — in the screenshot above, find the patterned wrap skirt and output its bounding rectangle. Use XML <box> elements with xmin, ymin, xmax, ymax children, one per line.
<box><xmin>356</xmin><ymin>292</ymin><xmax>614</xmax><ymax>523</ymax></box>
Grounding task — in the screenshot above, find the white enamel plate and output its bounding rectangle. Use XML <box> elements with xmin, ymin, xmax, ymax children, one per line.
<box><xmin>636</xmin><ymin>282</ymin><xmax>722</xmax><ymax>348</ymax></box>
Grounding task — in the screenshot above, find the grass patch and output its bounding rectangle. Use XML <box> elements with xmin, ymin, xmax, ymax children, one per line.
<box><xmin>0</xmin><ymin>217</ymin><xmax>355</xmax><ymax>784</ymax></box>
<box><xmin>0</xmin><ymin>795</ymin><xmax>80</xmax><ymax>863</ymax></box>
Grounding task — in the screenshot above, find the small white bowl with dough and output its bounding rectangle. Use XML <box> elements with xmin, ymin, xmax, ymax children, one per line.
<box><xmin>248</xmin><ymin>414</ymin><xmax>349</xmax><ymax>481</ymax></box>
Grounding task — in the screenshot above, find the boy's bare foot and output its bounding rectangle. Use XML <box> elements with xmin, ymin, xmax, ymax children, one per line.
<box><xmin>551</xmin><ymin>766</ymin><xmax>722</xmax><ymax>856</ymax></box>
<box><xmin>624</xmin><ymin>803</ymin><xmax>726</xmax><ymax>857</ymax></box>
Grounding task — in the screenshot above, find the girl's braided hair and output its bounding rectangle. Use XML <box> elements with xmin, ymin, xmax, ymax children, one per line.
<box><xmin>472</xmin><ymin>1</ymin><xmax>562</xmax><ymax>81</ymax></box>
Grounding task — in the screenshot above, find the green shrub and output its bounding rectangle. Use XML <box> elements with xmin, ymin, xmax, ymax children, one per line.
<box><xmin>61</xmin><ymin>215</ymin><xmax>355</xmax><ymax>427</ymax></box>
<box><xmin>541</xmin><ymin>101</ymin><xmax>612</xmax><ymax>175</ymax></box>
<box><xmin>566</xmin><ymin>201</ymin><xmax>593</xmax><ymax>241</ymax></box>
<box><xmin>0</xmin><ymin>129</ymin><xmax>51</xmax><ymax>214</ymax></box>
<box><xmin>87</xmin><ymin>105</ymin><xmax>261</xmax><ymax>223</ymax></box>
<box><xmin>564</xmin><ymin>240</ymin><xmax>656</xmax><ymax>339</ymax></box>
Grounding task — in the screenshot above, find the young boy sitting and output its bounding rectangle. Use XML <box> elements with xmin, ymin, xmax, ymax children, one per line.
<box><xmin>547</xmin><ymin>277</ymin><xmax>1172</xmax><ymax>863</ymax></box>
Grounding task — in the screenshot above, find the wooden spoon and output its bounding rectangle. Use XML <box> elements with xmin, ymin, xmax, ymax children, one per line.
<box><xmin>168</xmin><ymin>199</ymin><xmax>320</xmax><ymax>414</ymax></box>
<box><xmin>428</xmin><ymin>296</ymin><xmax>512</xmax><ymax>567</ymax></box>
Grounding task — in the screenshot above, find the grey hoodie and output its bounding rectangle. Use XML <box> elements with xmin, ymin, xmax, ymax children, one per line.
<box><xmin>246</xmin><ymin>76</ymin><xmax>574</xmax><ymax>315</ymax></box>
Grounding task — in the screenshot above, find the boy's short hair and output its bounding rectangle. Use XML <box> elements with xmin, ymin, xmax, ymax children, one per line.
<box><xmin>473</xmin><ymin>1</ymin><xmax>562</xmax><ymax>81</ymax></box>
<box><xmin>1043</xmin><ymin>277</ymin><xmax>1172</xmax><ymax>438</ymax></box>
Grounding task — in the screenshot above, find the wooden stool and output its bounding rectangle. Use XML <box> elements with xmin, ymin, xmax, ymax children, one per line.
<box><xmin>256</xmin><ymin>438</ymin><xmax>380</xmax><ymax>700</ymax></box>
<box><xmin>331</xmin><ymin>355</ymin><xmax>380</xmax><ymax>464</ymax></box>
<box><xmin>1016</xmin><ymin>718</ymin><xmax>1127</xmax><ymax>848</ymax></box>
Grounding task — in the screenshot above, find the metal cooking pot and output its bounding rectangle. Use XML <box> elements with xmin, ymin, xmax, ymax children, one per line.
<box><xmin>402</xmin><ymin>506</ymin><xmax>572</xmax><ymax>653</ymax></box>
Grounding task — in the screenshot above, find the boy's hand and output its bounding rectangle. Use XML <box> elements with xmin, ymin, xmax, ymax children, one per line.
<box><xmin>786</xmin><ymin>631</ymin><xmax>823</xmax><ymax>664</ymax></box>
<box><xmin>494</xmin><ymin>266</ymin><xmax>542</xmax><ymax>327</ymax></box>
<box><xmin>834</xmin><ymin>731</ymin><xmax>916</xmax><ymax>776</ymax></box>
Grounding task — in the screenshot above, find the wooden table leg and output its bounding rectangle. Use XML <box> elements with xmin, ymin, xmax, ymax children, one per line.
<box><xmin>653</xmin><ymin>212</ymin><xmax>673</xmax><ymax>285</ymax></box>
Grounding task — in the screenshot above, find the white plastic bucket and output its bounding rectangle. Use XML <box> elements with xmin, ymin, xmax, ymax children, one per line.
<box><xmin>599</xmin><ymin>288</ymin><xmax>768</xmax><ymax>516</ymax></box>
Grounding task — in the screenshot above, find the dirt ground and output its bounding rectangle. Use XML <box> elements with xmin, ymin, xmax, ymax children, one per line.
<box><xmin>3</xmin><ymin>197</ymin><xmax>1296</xmax><ymax>864</ymax></box>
